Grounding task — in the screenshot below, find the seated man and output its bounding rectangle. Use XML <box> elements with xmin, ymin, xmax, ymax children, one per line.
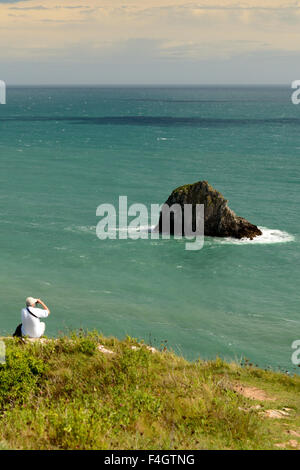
<box><xmin>21</xmin><ymin>297</ymin><xmax>51</xmax><ymax>338</ymax></box>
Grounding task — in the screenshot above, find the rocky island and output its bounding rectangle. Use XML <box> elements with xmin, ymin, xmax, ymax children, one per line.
<box><xmin>156</xmin><ymin>180</ymin><xmax>262</xmax><ymax>240</ymax></box>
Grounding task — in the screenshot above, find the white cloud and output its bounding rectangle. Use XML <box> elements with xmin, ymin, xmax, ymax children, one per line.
<box><xmin>1</xmin><ymin>1</ymin><xmax>300</xmax><ymax>82</ymax></box>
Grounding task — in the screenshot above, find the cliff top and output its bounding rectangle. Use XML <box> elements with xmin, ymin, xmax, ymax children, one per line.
<box><xmin>0</xmin><ymin>332</ymin><xmax>299</xmax><ymax>450</ymax></box>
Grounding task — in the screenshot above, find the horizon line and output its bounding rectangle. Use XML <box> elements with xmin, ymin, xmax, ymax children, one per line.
<box><xmin>5</xmin><ymin>83</ymin><xmax>291</xmax><ymax>88</ymax></box>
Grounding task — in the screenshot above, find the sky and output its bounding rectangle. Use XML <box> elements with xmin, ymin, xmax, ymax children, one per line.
<box><xmin>1</xmin><ymin>0</ymin><xmax>300</xmax><ymax>84</ymax></box>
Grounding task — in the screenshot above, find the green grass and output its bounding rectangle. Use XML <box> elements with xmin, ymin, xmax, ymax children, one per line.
<box><xmin>0</xmin><ymin>331</ymin><xmax>300</xmax><ymax>450</ymax></box>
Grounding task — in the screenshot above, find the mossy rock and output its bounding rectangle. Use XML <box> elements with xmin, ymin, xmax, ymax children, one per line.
<box><xmin>156</xmin><ymin>180</ymin><xmax>262</xmax><ymax>239</ymax></box>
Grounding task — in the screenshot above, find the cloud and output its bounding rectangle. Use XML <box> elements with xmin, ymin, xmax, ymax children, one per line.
<box><xmin>9</xmin><ymin>5</ymin><xmax>47</xmax><ymax>9</ymax></box>
<box><xmin>9</xmin><ymin>5</ymin><xmax>89</xmax><ymax>10</ymax></box>
<box><xmin>1</xmin><ymin>1</ymin><xmax>300</xmax><ymax>83</ymax></box>
<box><xmin>158</xmin><ymin>39</ymin><xmax>273</xmax><ymax>61</ymax></box>
<box><xmin>1</xmin><ymin>47</ymin><xmax>299</xmax><ymax>85</ymax></box>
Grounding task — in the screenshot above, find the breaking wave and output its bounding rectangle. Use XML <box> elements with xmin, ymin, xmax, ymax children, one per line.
<box><xmin>215</xmin><ymin>227</ymin><xmax>295</xmax><ymax>245</ymax></box>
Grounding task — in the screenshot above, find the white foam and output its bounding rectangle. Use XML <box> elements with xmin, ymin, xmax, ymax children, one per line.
<box><xmin>114</xmin><ymin>225</ymin><xmax>153</xmax><ymax>234</ymax></box>
<box><xmin>66</xmin><ymin>224</ymin><xmax>295</xmax><ymax>246</ymax></box>
<box><xmin>144</xmin><ymin>225</ymin><xmax>295</xmax><ymax>245</ymax></box>
<box><xmin>215</xmin><ymin>227</ymin><xmax>295</xmax><ymax>245</ymax></box>
<box><xmin>65</xmin><ymin>225</ymin><xmax>95</xmax><ymax>234</ymax></box>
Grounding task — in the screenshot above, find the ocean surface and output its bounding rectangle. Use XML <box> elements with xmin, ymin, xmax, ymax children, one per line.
<box><xmin>0</xmin><ymin>85</ymin><xmax>299</xmax><ymax>372</ymax></box>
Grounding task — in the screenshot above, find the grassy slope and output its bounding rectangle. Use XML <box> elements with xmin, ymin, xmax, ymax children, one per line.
<box><xmin>0</xmin><ymin>332</ymin><xmax>300</xmax><ymax>450</ymax></box>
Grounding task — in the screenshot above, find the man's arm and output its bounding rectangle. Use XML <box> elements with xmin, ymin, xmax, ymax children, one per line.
<box><xmin>36</xmin><ymin>299</ymin><xmax>50</xmax><ymax>314</ymax></box>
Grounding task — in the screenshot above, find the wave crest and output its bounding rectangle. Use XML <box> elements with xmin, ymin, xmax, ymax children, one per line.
<box><xmin>216</xmin><ymin>227</ymin><xmax>295</xmax><ymax>245</ymax></box>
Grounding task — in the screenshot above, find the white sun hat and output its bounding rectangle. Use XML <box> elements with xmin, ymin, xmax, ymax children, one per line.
<box><xmin>26</xmin><ymin>297</ymin><xmax>38</xmax><ymax>307</ymax></box>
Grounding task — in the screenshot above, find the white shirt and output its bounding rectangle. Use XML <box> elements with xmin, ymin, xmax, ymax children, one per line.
<box><xmin>21</xmin><ymin>306</ymin><xmax>49</xmax><ymax>338</ymax></box>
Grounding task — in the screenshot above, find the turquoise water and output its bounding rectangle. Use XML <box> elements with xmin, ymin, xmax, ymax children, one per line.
<box><xmin>0</xmin><ymin>86</ymin><xmax>299</xmax><ymax>372</ymax></box>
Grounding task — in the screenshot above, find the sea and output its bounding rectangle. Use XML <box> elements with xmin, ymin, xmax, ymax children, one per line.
<box><xmin>0</xmin><ymin>85</ymin><xmax>299</xmax><ymax>372</ymax></box>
